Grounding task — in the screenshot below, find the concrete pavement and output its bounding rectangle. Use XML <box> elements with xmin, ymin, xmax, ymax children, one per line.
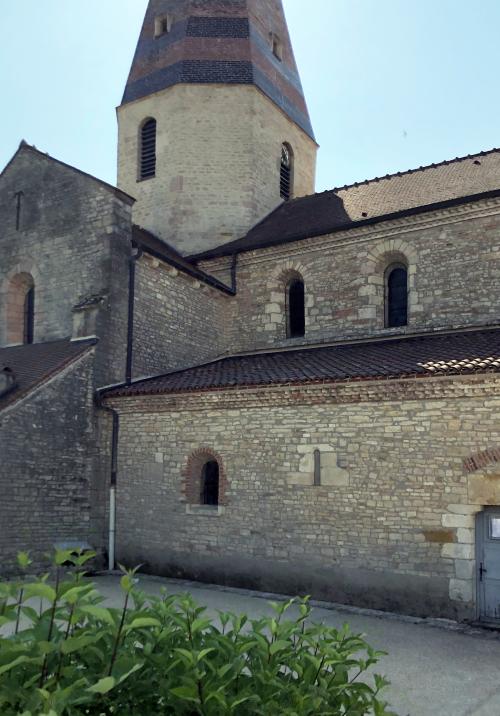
<box><xmin>94</xmin><ymin>573</ymin><xmax>500</xmax><ymax>716</ymax></box>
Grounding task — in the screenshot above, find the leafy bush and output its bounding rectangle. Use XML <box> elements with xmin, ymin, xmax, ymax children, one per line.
<box><xmin>0</xmin><ymin>551</ymin><xmax>395</xmax><ymax>715</ymax></box>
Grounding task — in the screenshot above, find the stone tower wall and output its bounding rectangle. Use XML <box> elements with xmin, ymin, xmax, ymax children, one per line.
<box><xmin>117</xmin><ymin>84</ymin><xmax>316</xmax><ymax>255</ymax></box>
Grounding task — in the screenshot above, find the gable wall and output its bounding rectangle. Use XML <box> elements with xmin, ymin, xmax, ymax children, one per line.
<box><xmin>0</xmin><ymin>149</ymin><xmax>132</xmax><ymax>385</ymax></box>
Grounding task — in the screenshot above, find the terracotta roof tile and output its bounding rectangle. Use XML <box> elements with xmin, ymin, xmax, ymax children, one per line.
<box><xmin>0</xmin><ymin>338</ymin><xmax>96</xmax><ymax>410</ymax></box>
<box><xmin>192</xmin><ymin>148</ymin><xmax>500</xmax><ymax>260</ymax></box>
<box><xmin>103</xmin><ymin>327</ymin><xmax>500</xmax><ymax>398</ymax></box>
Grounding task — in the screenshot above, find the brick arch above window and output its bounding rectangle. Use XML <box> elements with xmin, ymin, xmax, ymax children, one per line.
<box><xmin>181</xmin><ymin>448</ymin><xmax>228</xmax><ymax>506</ymax></box>
<box><xmin>1</xmin><ymin>260</ymin><xmax>41</xmax><ymax>346</ymax></box>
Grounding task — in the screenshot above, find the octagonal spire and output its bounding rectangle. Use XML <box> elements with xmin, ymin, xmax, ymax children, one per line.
<box><xmin>121</xmin><ymin>0</ymin><xmax>314</xmax><ymax>140</ymax></box>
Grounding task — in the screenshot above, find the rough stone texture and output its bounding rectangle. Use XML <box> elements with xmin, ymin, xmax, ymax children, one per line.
<box><xmin>0</xmin><ymin>146</ymin><xmax>132</xmax><ymax>386</ymax></box>
<box><xmin>132</xmin><ymin>253</ymin><xmax>230</xmax><ymax>376</ymax></box>
<box><xmin>0</xmin><ymin>146</ymin><xmax>134</xmax><ymax>573</ymax></box>
<box><xmin>198</xmin><ymin>198</ymin><xmax>500</xmax><ymax>354</ymax></box>
<box><xmin>108</xmin><ymin>375</ymin><xmax>500</xmax><ymax>619</ymax></box>
<box><xmin>0</xmin><ymin>350</ymin><xmax>104</xmax><ymax>575</ymax></box>
<box><xmin>117</xmin><ymin>84</ymin><xmax>316</xmax><ymax>255</ymax></box>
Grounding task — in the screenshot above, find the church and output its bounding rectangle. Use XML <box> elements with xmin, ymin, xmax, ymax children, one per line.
<box><xmin>2</xmin><ymin>0</ymin><xmax>500</xmax><ymax>624</ymax></box>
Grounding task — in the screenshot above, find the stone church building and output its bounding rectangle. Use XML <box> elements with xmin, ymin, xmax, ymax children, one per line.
<box><xmin>2</xmin><ymin>0</ymin><xmax>500</xmax><ymax>623</ymax></box>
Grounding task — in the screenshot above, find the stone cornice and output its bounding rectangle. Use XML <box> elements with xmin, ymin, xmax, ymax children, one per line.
<box><xmin>104</xmin><ymin>373</ymin><xmax>500</xmax><ymax>414</ymax></box>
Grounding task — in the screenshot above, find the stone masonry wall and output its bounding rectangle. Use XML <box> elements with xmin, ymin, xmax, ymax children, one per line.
<box><xmin>132</xmin><ymin>253</ymin><xmax>230</xmax><ymax>377</ymax></box>
<box><xmin>0</xmin><ymin>349</ymin><xmax>104</xmax><ymax>575</ymax></box>
<box><xmin>199</xmin><ymin>198</ymin><xmax>500</xmax><ymax>355</ymax></box>
<box><xmin>109</xmin><ymin>374</ymin><xmax>500</xmax><ymax>620</ymax></box>
<box><xmin>0</xmin><ymin>146</ymin><xmax>132</xmax><ymax>386</ymax></box>
<box><xmin>117</xmin><ymin>84</ymin><xmax>316</xmax><ymax>255</ymax></box>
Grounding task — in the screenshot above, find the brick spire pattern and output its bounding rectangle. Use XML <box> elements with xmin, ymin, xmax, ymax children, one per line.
<box><xmin>121</xmin><ymin>0</ymin><xmax>314</xmax><ymax>140</ymax></box>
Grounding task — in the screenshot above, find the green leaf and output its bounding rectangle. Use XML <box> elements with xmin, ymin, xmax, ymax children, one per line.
<box><xmin>116</xmin><ymin>661</ymin><xmax>144</xmax><ymax>685</ymax></box>
<box><xmin>61</xmin><ymin>634</ymin><xmax>101</xmax><ymax>655</ymax></box>
<box><xmin>125</xmin><ymin>617</ymin><xmax>161</xmax><ymax>631</ymax></box>
<box><xmin>170</xmin><ymin>686</ymin><xmax>200</xmax><ymax>703</ymax></box>
<box><xmin>269</xmin><ymin>640</ymin><xmax>290</xmax><ymax>656</ymax></box>
<box><xmin>24</xmin><ymin>583</ymin><xmax>56</xmax><ymax>602</ymax></box>
<box><xmin>0</xmin><ymin>655</ymin><xmax>38</xmax><ymax>676</ymax></box>
<box><xmin>79</xmin><ymin>604</ymin><xmax>115</xmax><ymax>625</ymax></box>
<box><xmin>197</xmin><ymin>647</ymin><xmax>215</xmax><ymax>662</ymax></box>
<box><xmin>17</xmin><ymin>551</ymin><xmax>32</xmax><ymax>569</ymax></box>
<box><xmin>87</xmin><ymin>676</ymin><xmax>116</xmax><ymax>694</ymax></box>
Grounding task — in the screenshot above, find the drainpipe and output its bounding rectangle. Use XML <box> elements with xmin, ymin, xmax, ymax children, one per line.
<box><xmin>125</xmin><ymin>245</ymin><xmax>143</xmax><ymax>385</ymax></box>
<box><xmin>95</xmin><ymin>395</ymin><xmax>119</xmax><ymax>571</ymax></box>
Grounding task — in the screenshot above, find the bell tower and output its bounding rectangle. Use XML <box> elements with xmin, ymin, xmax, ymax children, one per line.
<box><xmin>117</xmin><ymin>0</ymin><xmax>317</xmax><ymax>255</ymax></box>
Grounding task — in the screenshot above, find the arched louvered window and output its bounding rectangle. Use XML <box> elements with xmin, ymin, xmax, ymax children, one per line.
<box><xmin>280</xmin><ymin>143</ymin><xmax>293</xmax><ymax>201</ymax></box>
<box><xmin>24</xmin><ymin>286</ymin><xmax>35</xmax><ymax>344</ymax></box>
<box><xmin>201</xmin><ymin>460</ymin><xmax>219</xmax><ymax>506</ymax></box>
<box><xmin>287</xmin><ymin>277</ymin><xmax>305</xmax><ymax>338</ymax></box>
<box><xmin>140</xmin><ymin>118</ymin><xmax>157</xmax><ymax>180</ymax></box>
<box><xmin>385</xmin><ymin>264</ymin><xmax>408</xmax><ymax>328</ymax></box>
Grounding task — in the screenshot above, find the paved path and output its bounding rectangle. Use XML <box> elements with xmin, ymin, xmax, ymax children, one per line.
<box><xmin>94</xmin><ymin>574</ymin><xmax>500</xmax><ymax>716</ymax></box>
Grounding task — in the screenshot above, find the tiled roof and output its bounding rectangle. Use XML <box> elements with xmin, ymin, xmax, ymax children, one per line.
<box><xmin>0</xmin><ymin>338</ymin><xmax>96</xmax><ymax>410</ymax></box>
<box><xmin>133</xmin><ymin>226</ymin><xmax>234</xmax><ymax>294</ymax></box>
<box><xmin>103</xmin><ymin>327</ymin><xmax>500</xmax><ymax>398</ymax></box>
<box><xmin>192</xmin><ymin>148</ymin><xmax>500</xmax><ymax>260</ymax></box>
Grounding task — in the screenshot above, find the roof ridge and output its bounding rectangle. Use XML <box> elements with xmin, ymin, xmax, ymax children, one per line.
<box><xmin>329</xmin><ymin>146</ymin><xmax>500</xmax><ymax>195</ymax></box>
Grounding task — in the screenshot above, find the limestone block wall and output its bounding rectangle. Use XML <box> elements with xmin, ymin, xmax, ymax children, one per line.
<box><xmin>117</xmin><ymin>84</ymin><xmax>316</xmax><ymax>255</ymax></box>
<box><xmin>108</xmin><ymin>374</ymin><xmax>500</xmax><ymax>620</ymax></box>
<box><xmin>200</xmin><ymin>198</ymin><xmax>500</xmax><ymax>354</ymax></box>
<box><xmin>0</xmin><ymin>350</ymin><xmax>105</xmax><ymax>576</ymax></box>
<box><xmin>132</xmin><ymin>253</ymin><xmax>230</xmax><ymax>377</ymax></box>
<box><xmin>0</xmin><ymin>147</ymin><xmax>133</xmax><ymax>386</ymax></box>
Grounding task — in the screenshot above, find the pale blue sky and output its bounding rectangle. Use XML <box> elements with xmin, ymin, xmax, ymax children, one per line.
<box><xmin>1</xmin><ymin>1</ymin><xmax>499</xmax><ymax>192</ymax></box>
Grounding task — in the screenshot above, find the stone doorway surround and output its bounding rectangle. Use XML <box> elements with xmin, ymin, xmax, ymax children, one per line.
<box><xmin>443</xmin><ymin>448</ymin><xmax>500</xmax><ymax>614</ymax></box>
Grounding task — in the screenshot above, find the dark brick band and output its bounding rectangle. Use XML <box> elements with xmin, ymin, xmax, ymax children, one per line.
<box><xmin>186</xmin><ymin>16</ymin><xmax>250</xmax><ymax>38</ymax></box>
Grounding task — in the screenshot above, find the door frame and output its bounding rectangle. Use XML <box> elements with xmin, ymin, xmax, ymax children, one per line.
<box><xmin>475</xmin><ymin>507</ymin><xmax>500</xmax><ymax>623</ymax></box>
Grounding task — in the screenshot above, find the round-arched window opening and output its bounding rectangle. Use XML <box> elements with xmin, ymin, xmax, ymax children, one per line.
<box><xmin>385</xmin><ymin>263</ymin><xmax>408</xmax><ymax>328</ymax></box>
<box><xmin>201</xmin><ymin>460</ymin><xmax>219</xmax><ymax>506</ymax></box>
<box><xmin>287</xmin><ymin>277</ymin><xmax>305</xmax><ymax>338</ymax></box>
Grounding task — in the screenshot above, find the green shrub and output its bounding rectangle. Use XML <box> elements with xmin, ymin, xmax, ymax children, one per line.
<box><xmin>0</xmin><ymin>551</ymin><xmax>396</xmax><ymax>715</ymax></box>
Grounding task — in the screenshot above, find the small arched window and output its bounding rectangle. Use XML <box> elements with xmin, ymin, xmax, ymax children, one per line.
<box><xmin>201</xmin><ymin>460</ymin><xmax>219</xmax><ymax>506</ymax></box>
<box><xmin>385</xmin><ymin>264</ymin><xmax>408</xmax><ymax>328</ymax></box>
<box><xmin>287</xmin><ymin>277</ymin><xmax>305</xmax><ymax>338</ymax></box>
<box><xmin>280</xmin><ymin>143</ymin><xmax>293</xmax><ymax>201</ymax></box>
<box><xmin>140</xmin><ymin>118</ymin><xmax>157</xmax><ymax>180</ymax></box>
<box><xmin>6</xmin><ymin>273</ymin><xmax>35</xmax><ymax>345</ymax></box>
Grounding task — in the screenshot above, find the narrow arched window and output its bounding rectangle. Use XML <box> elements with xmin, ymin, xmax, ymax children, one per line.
<box><xmin>385</xmin><ymin>264</ymin><xmax>408</xmax><ymax>327</ymax></box>
<box><xmin>287</xmin><ymin>278</ymin><xmax>305</xmax><ymax>338</ymax></box>
<box><xmin>6</xmin><ymin>273</ymin><xmax>35</xmax><ymax>345</ymax></box>
<box><xmin>140</xmin><ymin>118</ymin><xmax>157</xmax><ymax>180</ymax></box>
<box><xmin>24</xmin><ymin>286</ymin><xmax>35</xmax><ymax>344</ymax></box>
<box><xmin>201</xmin><ymin>460</ymin><xmax>219</xmax><ymax>505</ymax></box>
<box><xmin>280</xmin><ymin>143</ymin><xmax>293</xmax><ymax>201</ymax></box>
